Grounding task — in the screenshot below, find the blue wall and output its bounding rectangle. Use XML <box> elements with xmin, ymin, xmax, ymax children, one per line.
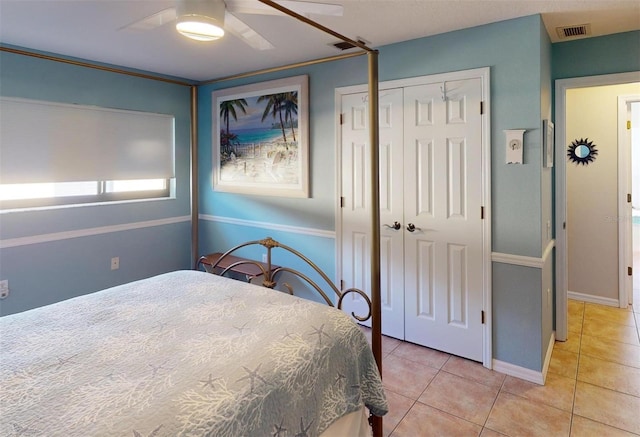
<box><xmin>553</xmin><ymin>31</ymin><xmax>640</xmax><ymax>80</ymax></box>
<box><xmin>0</xmin><ymin>49</ymin><xmax>193</xmax><ymax>315</ymax></box>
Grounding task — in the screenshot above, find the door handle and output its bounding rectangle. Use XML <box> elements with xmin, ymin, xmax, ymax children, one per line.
<box><xmin>383</xmin><ymin>221</ymin><xmax>401</xmax><ymax>230</ymax></box>
<box><xmin>406</xmin><ymin>223</ymin><xmax>422</xmax><ymax>232</ymax></box>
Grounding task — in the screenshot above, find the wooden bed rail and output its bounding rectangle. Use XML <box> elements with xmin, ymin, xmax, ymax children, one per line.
<box><xmin>197</xmin><ymin>236</ymin><xmax>372</xmax><ymax>322</ymax></box>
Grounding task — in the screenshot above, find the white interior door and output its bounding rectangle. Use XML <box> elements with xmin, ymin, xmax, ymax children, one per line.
<box><xmin>403</xmin><ymin>79</ymin><xmax>484</xmax><ymax>361</ymax></box>
<box><xmin>340</xmin><ymin>89</ymin><xmax>405</xmax><ymax>339</ymax></box>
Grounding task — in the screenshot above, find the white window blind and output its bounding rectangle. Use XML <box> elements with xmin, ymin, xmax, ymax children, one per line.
<box><xmin>0</xmin><ymin>97</ymin><xmax>175</xmax><ymax>184</ymax></box>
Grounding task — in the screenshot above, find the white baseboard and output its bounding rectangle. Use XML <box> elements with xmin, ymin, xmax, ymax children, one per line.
<box><xmin>541</xmin><ymin>331</ymin><xmax>556</xmax><ymax>385</ymax></box>
<box><xmin>567</xmin><ymin>290</ymin><xmax>620</xmax><ymax>307</ymax></box>
<box><xmin>492</xmin><ymin>359</ymin><xmax>544</xmax><ymax>385</ymax></box>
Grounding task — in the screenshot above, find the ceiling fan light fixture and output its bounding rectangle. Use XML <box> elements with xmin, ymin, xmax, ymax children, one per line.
<box><xmin>176</xmin><ymin>18</ymin><xmax>225</xmax><ymax>41</ymax></box>
<box><xmin>176</xmin><ymin>0</ymin><xmax>226</xmax><ymax>41</ymax></box>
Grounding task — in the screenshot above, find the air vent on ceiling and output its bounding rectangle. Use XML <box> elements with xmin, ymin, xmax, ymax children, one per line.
<box><xmin>331</xmin><ymin>38</ymin><xmax>368</xmax><ymax>51</ymax></box>
<box><xmin>556</xmin><ymin>24</ymin><xmax>591</xmax><ymax>39</ymax></box>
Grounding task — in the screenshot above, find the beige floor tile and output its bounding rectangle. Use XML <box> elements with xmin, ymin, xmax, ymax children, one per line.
<box><xmin>441</xmin><ymin>356</ymin><xmax>505</xmax><ymax>390</ymax></box>
<box><xmin>479</xmin><ymin>429</ymin><xmax>507</xmax><ymax>437</ymax></box>
<box><xmin>382</xmin><ymin>390</ymin><xmax>414</xmax><ymax>437</ymax></box>
<box><xmin>382</xmin><ymin>354</ymin><xmax>439</xmax><ymax>400</ymax></box>
<box><xmin>582</xmin><ymin>317</ymin><xmax>640</xmax><ymax>346</ymax></box>
<box><xmin>584</xmin><ymin>303</ymin><xmax>636</xmax><ymax>327</ymax></box>
<box><xmin>569</xmin><ymin>315</ymin><xmax>583</xmax><ymax>335</ymax></box>
<box><xmin>485</xmin><ymin>392</ymin><xmax>571</xmax><ymax>437</ymax></box>
<box><xmin>390</xmin><ymin>402</ymin><xmax>482</xmax><ymax>437</ymax></box>
<box><xmin>381</xmin><ymin>335</ymin><xmax>402</xmax><ymax>356</ymax></box>
<box><xmin>568</xmin><ymin>298</ymin><xmax>584</xmax><ymax>311</ymax></box>
<box><xmin>580</xmin><ymin>334</ymin><xmax>640</xmax><ymax>369</ymax></box>
<box><xmin>570</xmin><ymin>415</ymin><xmax>638</xmax><ymax>437</ymax></box>
<box><xmin>568</xmin><ymin>299</ymin><xmax>585</xmax><ymax>319</ymax></box>
<box><xmin>568</xmin><ymin>321</ymin><xmax>583</xmax><ymax>336</ymax></box>
<box><xmin>577</xmin><ymin>354</ymin><xmax>640</xmax><ymax>396</ymax></box>
<box><xmin>391</xmin><ymin>341</ymin><xmax>450</xmax><ymax>370</ymax></box>
<box><xmin>568</xmin><ymin>300</ymin><xmax>585</xmax><ymax>334</ymax></box>
<box><xmin>418</xmin><ymin>371</ymin><xmax>499</xmax><ymax>426</ymax></box>
<box><xmin>574</xmin><ymin>381</ymin><xmax>640</xmax><ymax>434</ymax></box>
<box><xmin>359</xmin><ymin>327</ymin><xmax>402</xmax><ymax>356</ymax></box>
<box><xmin>554</xmin><ymin>332</ymin><xmax>582</xmax><ymax>354</ymax></box>
<box><xmin>501</xmin><ymin>373</ymin><xmax>576</xmax><ymax>412</ymax></box>
<box><xmin>548</xmin><ymin>348</ymin><xmax>579</xmax><ymax>378</ymax></box>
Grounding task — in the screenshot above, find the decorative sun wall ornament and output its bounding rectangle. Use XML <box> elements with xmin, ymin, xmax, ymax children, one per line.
<box><xmin>567</xmin><ymin>138</ymin><xmax>598</xmax><ymax>165</ymax></box>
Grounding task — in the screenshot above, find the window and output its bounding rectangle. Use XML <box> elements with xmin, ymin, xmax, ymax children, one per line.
<box><xmin>0</xmin><ymin>179</ymin><xmax>171</xmax><ymax>210</ymax></box>
<box><xmin>0</xmin><ymin>97</ymin><xmax>175</xmax><ymax>211</ymax></box>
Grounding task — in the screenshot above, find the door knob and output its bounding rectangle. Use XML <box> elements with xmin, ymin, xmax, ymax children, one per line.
<box><xmin>383</xmin><ymin>221</ymin><xmax>401</xmax><ymax>230</ymax></box>
<box><xmin>406</xmin><ymin>223</ymin><xmax>422</xmax><ymax>232</ymax></box>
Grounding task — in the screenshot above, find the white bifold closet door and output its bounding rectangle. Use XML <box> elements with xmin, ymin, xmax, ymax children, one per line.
<box><xmin>340</xmin><ymin>78</ymin><xmax>484</xmax><ymax>362</ymax></box>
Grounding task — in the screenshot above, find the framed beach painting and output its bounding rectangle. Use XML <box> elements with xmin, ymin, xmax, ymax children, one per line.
<box><xmin>212</xmin><ymin>75</ymin><xmax>309</xmax><ymax>197</ymax></box>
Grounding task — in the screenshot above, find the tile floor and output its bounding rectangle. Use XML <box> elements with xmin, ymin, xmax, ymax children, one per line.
<box><xmin>363</xmin><ymin>291</ymin><xmax>640</xmax><ymax>436</ymax></box>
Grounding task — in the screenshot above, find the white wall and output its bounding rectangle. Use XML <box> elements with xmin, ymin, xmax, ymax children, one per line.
<box><xmin>566</xmin><ymin>83</ymin><xmax>640</xmax><ymax>301</ymax></box>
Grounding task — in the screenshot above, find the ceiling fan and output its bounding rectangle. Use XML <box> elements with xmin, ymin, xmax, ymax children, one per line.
<box><xmin>122</xmin><ymin>0</ymin><xmax>343</xmax><ymax>50</ymax></box>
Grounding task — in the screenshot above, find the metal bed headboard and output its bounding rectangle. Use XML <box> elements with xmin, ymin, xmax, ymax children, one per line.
<box><xmin>197</xmin><ymin>236</ymin><xmax>372</xmax><ymax>322</ymax></box>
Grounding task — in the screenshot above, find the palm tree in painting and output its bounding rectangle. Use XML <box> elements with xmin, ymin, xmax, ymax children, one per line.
<box><xmin>257</xmin><ymin>93</ymin><xmax>288</xmax><ymax>143</ymax></box>
<box><xmin>219</xmin><ymin>98</ymin><xmax>248</xmax><ymax>155</ymax></box>
<box><xmin>281</xmin><ymin>92</ymin><xmax>298</xmax><ymax>143</ymax></box>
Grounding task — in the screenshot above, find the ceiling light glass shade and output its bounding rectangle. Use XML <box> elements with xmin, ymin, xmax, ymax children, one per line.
<box><xmin>175</xmin><ymin>0</ymin><xmax>226</xmax><ymax>41</ymax></box>
<box><xmin>176</xmin><ymin>17</ymin><xmax>225</xmax><ymax>41</ymax></box>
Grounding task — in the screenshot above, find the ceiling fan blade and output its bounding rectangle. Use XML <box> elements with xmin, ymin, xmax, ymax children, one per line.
<box><xmin>224</xmin><ymin>11</ymin><xmax>275</xmax><ymax>50</ymax></box>
<box><xmin>226</xmin><ymin>0</ymin><xmax>343</xmax><ymax>17</ymax></box>
<box><xmin>120</xmin><ymin>7</ymin><xmax>177</xmax><ymax>31</ymax></box>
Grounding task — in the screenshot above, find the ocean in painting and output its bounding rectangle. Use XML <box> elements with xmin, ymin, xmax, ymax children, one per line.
<box><xmin>231</xmin><ymin>127</ymin><xmax>285</xmax><ymax>145</ymax></box>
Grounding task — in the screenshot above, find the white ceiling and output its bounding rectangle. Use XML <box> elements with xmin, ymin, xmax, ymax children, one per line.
<box><xmin>1</xmin><ymin>0</ymin><xmax>638</xmax><ymax>82</ymax></box>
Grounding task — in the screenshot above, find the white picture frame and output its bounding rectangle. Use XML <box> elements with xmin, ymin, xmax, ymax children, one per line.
<box><xmin>212</xmin><ymin>75</ymin><xmax>309</xmax><ymax>197</ymax></box>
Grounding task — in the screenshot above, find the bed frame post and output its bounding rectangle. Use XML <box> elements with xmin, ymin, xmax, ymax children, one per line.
<box><xmin>253</xmin><ymin>4</ymin><xmax>384</xmax><ymax>434</ymax></box>
<box><xmin>190</xmin><ymin>85</ymin><xmax>199</xmax><ymax>269</ymax></box>
<box><xmin>368</xmin><ymin>49</ymin><xmax>383</xmax><ymax>437</ymax></box>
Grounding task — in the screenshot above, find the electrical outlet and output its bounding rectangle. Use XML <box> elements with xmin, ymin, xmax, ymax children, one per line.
<box><xmin>111</xmin><ymin>257</ymin><xmax>120</xmax><ymax>270</ymax></box>
<box><xmin>0</xmin><ymin>280</ymin><xmax>9</xmax><ymax>299</ymax></box>
<box><xmin>262</xmin><ymin>253</ymin><xmax>267</xmax><ymax>263</ymax></box>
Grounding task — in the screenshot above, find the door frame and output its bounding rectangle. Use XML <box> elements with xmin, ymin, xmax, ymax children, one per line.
<box><xmin>554</xmin><ymin>72</ymin><xmax>639</xmax><ymax>342</ymax></box>
<box><xmin>619</xmin><ymin>94</ymin><xmax>640</xmax><ymax>308</ymax></box>
<box><xmin>334</xmin><ymin>67</ymin><xmax>493</xmax><ymax>367</ymax></box>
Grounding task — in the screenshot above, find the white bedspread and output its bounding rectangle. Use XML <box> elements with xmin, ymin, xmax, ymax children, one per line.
<box><xmin>0</xmin><ymin>270</ymin><xmax>387</xmax><ymax>436</ymax></box>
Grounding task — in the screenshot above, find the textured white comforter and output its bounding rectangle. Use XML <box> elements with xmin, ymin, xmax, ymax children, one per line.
<box><xmin>0</xmin><ymin>270</ymin><xmax>387</xmax><ymax>436</ymax></box>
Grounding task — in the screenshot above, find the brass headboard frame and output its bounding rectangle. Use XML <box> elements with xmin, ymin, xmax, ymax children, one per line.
<box><xmin>198</xmin><ymin>236</ymin><xmax>372</xmax><ymax>322</ymax></box>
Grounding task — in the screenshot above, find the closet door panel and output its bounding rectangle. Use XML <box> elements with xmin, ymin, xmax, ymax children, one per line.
<box><xmin>340</xmin><ymin>89</ymin><xmax>405</xmax><ymax>339</ymax></box>
<box><xmin>404</xmin><ymin>79</ymin><xmax>484</xmax><ymax>361</ymax></box>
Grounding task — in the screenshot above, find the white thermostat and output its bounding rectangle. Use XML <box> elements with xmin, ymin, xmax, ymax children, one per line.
<box><xmin>505</xmin><ymin>129</ymin><xmax>526</xmax><ymax>164</ymax></box>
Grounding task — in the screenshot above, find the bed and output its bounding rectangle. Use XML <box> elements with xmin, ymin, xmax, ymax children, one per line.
<box><xmin>0</xmin><ymin>268</ymin><xmax>387</xmax><ymax>436</ymax></box>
